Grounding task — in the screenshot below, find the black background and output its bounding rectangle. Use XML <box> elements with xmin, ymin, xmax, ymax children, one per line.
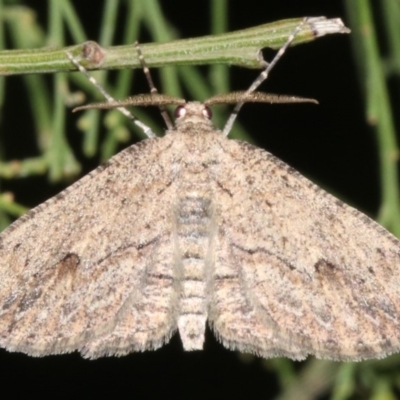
<box><xmin>0</xmin><ymin>1</ymin><xmax>389</xmax><ymax>399</ymax></box>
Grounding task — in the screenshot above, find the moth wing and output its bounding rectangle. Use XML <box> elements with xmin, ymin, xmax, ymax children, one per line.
<box><xmin>0</xmin><ymin>136</ymin><xmax>179</xmax><ymax>358</ymax></box>
<box><xmin>210</xmin><ymin>139</ymin><xmax>400</xmax><ymax>361</ymax></box>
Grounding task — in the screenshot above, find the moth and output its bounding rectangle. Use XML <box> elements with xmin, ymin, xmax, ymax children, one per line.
<box><xmin>2</xmin><ymin>18</ymin><xmax>394</xmax><ymax>362</ymax></box>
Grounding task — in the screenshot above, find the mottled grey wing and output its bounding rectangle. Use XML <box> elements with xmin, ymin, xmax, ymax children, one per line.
<box><xmin>0</xmin><ymin>135</ymin><xmax>178</xmax><ymax>358</ymax></box>
<box><xmin>210</xmin><ymin>138</ymin><xmax>400</xmax><ymax>361</ymax></box>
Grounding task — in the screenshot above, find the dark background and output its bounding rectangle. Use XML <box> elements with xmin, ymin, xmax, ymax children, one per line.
<box><xmin>0</xmin><ymin>1</ymin><xmax>388</xmax><ymax>399</ymax></box>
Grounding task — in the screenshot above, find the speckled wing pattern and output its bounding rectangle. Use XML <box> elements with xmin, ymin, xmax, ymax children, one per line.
<box><xmin>209</xmin><ymin>138</ymin><xmax>400</xmax><ymax>361</ymax></box>
<box><xmin>0</xmin><ymin>135</ymin><xmax>181</xmax><ymax>358</ymax></box>
<box><xmin>1</xmin><ymin>102</ymin><xmax>400</xmax><ymax>360</ymax></box>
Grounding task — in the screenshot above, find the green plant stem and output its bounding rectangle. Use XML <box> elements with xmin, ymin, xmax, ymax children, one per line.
<box><xmin>0</xmin><ymin>17</ymin><xmax>350</xmax><ymax>75</ymax></box>
<box><xmin>345</xmin><ymin>0</ymin><xmax>400</xmax><ymax>235</ymax></box>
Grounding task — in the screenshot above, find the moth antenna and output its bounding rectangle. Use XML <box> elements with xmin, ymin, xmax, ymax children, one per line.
<box><xmin>206</xmin><ymin>91</ymin><xmax>318</xmax><ymax>106</ymax></box>
<box><xmin>135</xmin><ymin>42</ymin><xmax>174</xmax><ymax>130</ymax></box>
<box><xmin>66</xmin><ymin>51</ymin><xmax>157</xmax><ymax>139</ymax></box>
<box><xmin>222</xmin><ymin>18</ymin><xmax>308</xmax><ymax>136</ymax></box>
<box><xmin>73</xmin><ymin>94</ymin><xmax>186</xmax><ymax>112</ymax></box>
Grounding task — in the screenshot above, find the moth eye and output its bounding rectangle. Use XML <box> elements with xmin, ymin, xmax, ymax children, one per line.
<box><xmin>174</xmin><ymin>105</ymin><xmax>186</xmax><ymax>118</ymax></box>
<box><xmin>203</xmin><ymin>106</ymin><xmax>212</xmax><ymax>119</ymax></box>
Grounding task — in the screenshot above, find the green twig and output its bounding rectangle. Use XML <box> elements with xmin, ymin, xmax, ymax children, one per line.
<box><xmin>0</xmin><ymin>17</ymin><xmax>350</xmax><ymax>75</ymax></box>
<box><xmin>345</xmin><ymin>0</ymin><xmax>400</xmax><ymax>236</ymax></box>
